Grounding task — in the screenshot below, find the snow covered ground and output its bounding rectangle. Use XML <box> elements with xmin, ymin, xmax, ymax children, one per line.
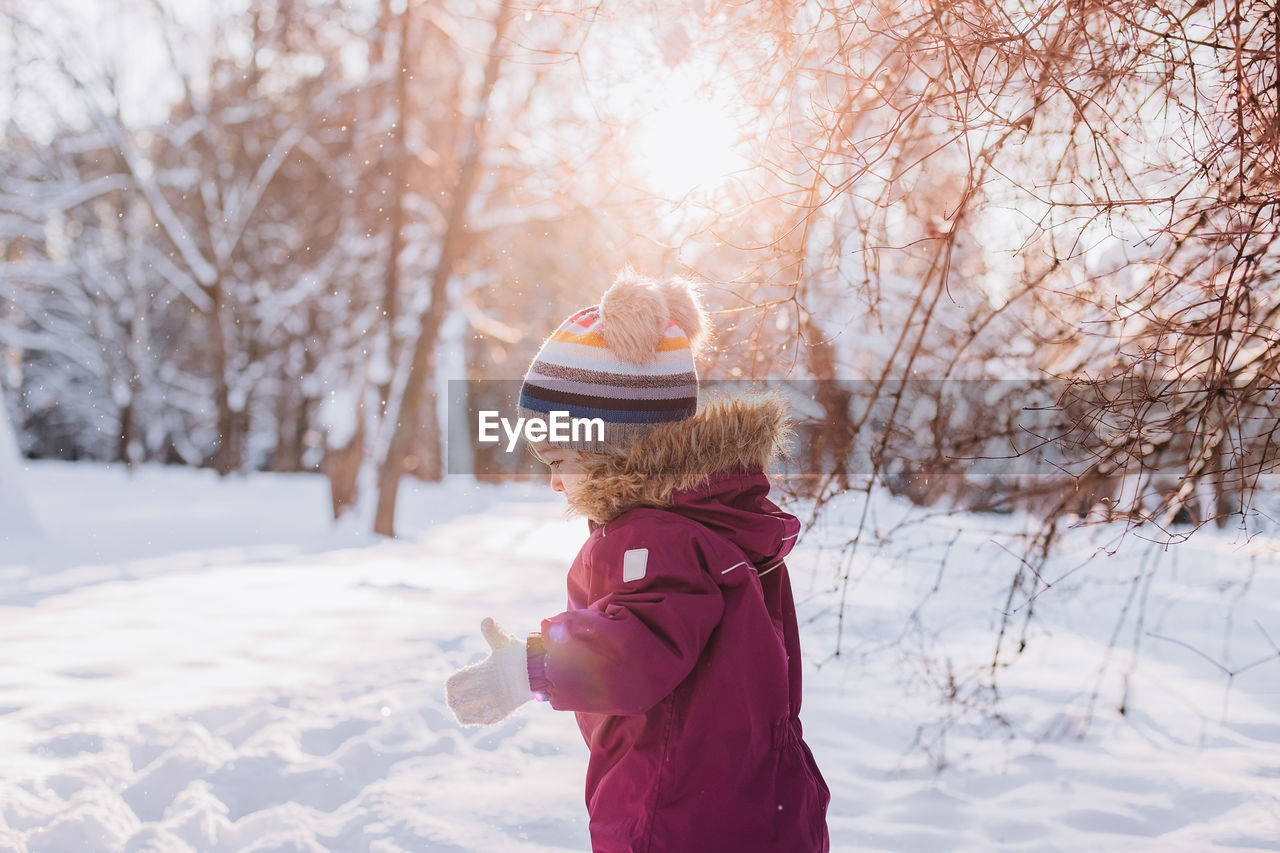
<box><xmin>1</xmin><ymin>462</ymin><xmax>1277</xmax><ymax>852</ymax></box>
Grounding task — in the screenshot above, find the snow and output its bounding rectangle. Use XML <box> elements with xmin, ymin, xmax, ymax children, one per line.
<box><xmin>1</xmin><ymin>462</ymin><xmax>1278</xmax><ymax>852</ymax></box>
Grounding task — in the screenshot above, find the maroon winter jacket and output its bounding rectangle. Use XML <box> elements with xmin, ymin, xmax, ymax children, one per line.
<box><xmin>526</xmin><ymin>469</ymin><xmax>830</xmax><ymax>853</ymax></box>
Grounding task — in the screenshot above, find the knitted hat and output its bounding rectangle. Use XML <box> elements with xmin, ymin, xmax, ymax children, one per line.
<box><xmin>518</xmin><ymin>269</ymin><xmax>707</xmax><ymax>452</ymax></box>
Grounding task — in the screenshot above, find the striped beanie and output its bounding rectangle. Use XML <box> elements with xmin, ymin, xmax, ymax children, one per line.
<box><xmin>518</xmin><ymin>270</ymin><xmax>707</xmax><ymax>452</ymax></box>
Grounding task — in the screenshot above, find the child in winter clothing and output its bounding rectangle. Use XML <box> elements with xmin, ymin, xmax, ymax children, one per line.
<box><xmin>445</xmin><ymin>271</ymin><xmax>830</xmax><ymax>853</ymax></box>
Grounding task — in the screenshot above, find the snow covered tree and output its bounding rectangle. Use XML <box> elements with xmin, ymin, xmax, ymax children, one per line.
<box><xmin>0</xmin><ymin>99</ymin><xmax>165</xmax><ymax>464</ymax></box>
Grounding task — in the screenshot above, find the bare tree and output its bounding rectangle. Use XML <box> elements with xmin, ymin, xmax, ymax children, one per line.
<box><xmin>372</xmin><ymin>0</ymin><xmax>515</xmax><ymax>536</ymax></box>
<box><xmin>650</xmin><ymin>0</ymin><xmax>1277</xmax><ymax>525</ymax></box>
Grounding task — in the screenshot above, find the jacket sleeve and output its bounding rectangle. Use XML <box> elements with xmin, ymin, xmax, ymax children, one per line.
<box><xmin>527</xmin><ymin>519</ymin><xmax>725</xmax><ymax>716</ymax></box>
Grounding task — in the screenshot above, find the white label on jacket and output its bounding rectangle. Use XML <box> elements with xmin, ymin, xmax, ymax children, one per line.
<box><xmin>622</xmin><ymin>548</ymin><xmax>649</xmax><ymax>583</ymax></box>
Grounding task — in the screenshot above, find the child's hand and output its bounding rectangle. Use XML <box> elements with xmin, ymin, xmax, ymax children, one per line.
<box><xmin>445</xmin><ymin>618</ymin><xmax>533</xmax><ymax>726</ymax></box>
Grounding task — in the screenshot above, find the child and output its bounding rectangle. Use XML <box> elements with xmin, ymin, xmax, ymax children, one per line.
<box><xmin>445</xmin><ymin>270</ymin><xmax>830</xmax><ymax>852</ymax></box>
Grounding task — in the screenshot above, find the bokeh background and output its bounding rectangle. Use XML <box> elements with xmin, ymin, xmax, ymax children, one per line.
<box><xmin>2</xmin><ymin>0</ymin><xmax>1277</xmax><ymax>537</ymax></box>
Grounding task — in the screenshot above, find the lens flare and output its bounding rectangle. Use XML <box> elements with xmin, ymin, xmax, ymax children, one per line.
<box><xmin>628</xmin><ymin>93</ymin><xmax>748</xmax><ymax>201</ymax></box>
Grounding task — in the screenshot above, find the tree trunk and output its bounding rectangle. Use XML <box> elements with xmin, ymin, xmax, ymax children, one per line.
<box><xmin>325</xmin><ymin>399</ymin><xmax>365</xmax><ymax>519</ymax></box>
<box><xmin>805</xmin><ymin>334</ymin><xmax>854</xmax><ymax>494</ymax></box>
<box><xmin>373</xmin><ymin>0</ymin><xmax>514</xmax><ymax>537</ymax></box>
<box><xmin>378</xmin><ymin>2</ymin><xmax>413</xmax><ymax>409</ymax></box>
<box><xmin>270</xmin><ymin>372</ymin><xmax>307</xmax><ymax>472</ymax></box>
<box><xmin>118</xmin><ymin>399</ymin><xmax>135</xmax><ymax>467</ymax></box>
<box><xmin>210</xmin><ymin>286</ymin><xmax>239</xmax><ymax>476</ymax></box>
<box><xmin>0</xmin><ymin>383</ymin><xmax>40</xmax><ymax>538</ymax></box>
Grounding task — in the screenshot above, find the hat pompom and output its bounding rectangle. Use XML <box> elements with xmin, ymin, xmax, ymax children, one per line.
<box><xmin>654</xmin><ymin>276</ymin><xmax>706</xmax><ymax>350</ymax></box>
<box><xmin>600</xmin><ymin>269</ymin><xmax>706</xmax><ymax>365</ymax></box>
<box><xmin>599</xmin><ymin>269</ymin><xmax>670</xmax><ymax>365</ymax></box>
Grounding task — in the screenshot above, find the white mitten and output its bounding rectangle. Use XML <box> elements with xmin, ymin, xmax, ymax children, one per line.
<box><xmin>445</xmin><ymin>618</ymin><xmax>532</xmax><ymax>726</ymax></box>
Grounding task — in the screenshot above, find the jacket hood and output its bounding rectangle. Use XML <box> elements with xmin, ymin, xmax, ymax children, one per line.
<box><xmin>665</xmin><ymin>469</ymin><xmax>802</xmax><ymax>569</ymax></box>
<box><xmin>572</xmin><ymin>393</ymin><xmax>796</xmax><ymax>552</ymax></box>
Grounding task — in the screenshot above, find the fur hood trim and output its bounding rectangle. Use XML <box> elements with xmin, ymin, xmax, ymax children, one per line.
<box><xmin>570</xmin><ymin>392</ymin><xmax>793</xmax><ymax>525</ymax></box>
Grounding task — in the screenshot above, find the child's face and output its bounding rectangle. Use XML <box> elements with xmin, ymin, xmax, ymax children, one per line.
<box><xmin>538</xmin><ymin>447</ymin><xmax>589</xmax><ymax>505</ymax></box>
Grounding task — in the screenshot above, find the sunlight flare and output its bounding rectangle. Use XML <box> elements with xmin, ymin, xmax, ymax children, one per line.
<box><xmin>628</xmin><ymin>90</ymin><xmax>749</xmax><ymax>201</ymax></box>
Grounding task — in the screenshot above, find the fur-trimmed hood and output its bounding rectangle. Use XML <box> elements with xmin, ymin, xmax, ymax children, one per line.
<box><xmin>570</xmin><ymin>392</ymin><xmax>793</xmax><ymax>526</ymax></box>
